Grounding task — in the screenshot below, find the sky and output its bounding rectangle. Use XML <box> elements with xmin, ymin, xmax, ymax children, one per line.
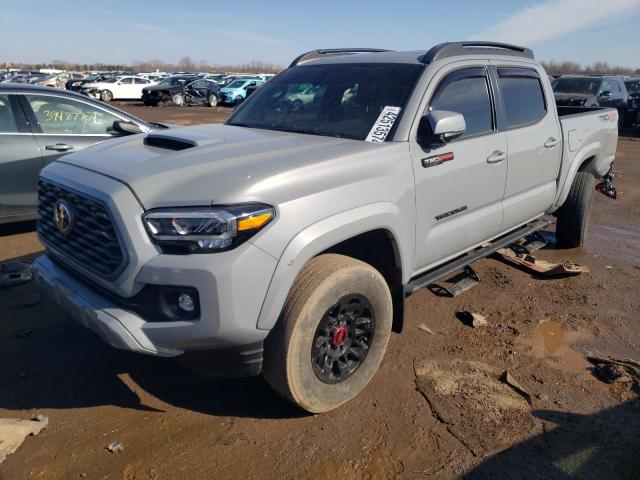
<box><xmin>1</xmin><ymin>0</ymin><xmax>639</xmax><ymax>68</ymax></box>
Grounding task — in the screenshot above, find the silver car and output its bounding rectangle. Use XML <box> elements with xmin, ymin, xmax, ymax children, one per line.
<box><xmin>0</xmin><ymin>84</ymin><xmax>167</xmax><ymax>224</ymax></box>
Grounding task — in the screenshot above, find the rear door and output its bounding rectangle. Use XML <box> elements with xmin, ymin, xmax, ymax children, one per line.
<box><xmin>0</xmin><ymin>93</ymin><xmax>43</xmax><ymax>222</ymax></box>
<box><xmin>410</xmin><ymin>65</ymin><xmax>508</xmax><ymax>271</ymax></box>
<box><xmin>492</xmin><ymin>66</ymin><xmax>562</xmax><ymax>229</ymax></box>
<box><xmin>115</xmin><ymin>77</ymin><xmax>135</xmax><ymax>99</ymax></box>
<box><xmin>20</xmin><ymin>93</ymin><xmax>127</xmax><ymax>167</ymax></box>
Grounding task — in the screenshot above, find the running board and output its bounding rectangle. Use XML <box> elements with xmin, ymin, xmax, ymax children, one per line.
<box><xmin>406</xmin><ymin>219</ymin><xmax>549</xmax><ymax>294</ymax></box>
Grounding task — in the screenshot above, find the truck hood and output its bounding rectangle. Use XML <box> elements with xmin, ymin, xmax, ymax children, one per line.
<box><xmin>56</xmin><ymin>123</ymin><xmax>377</xmax><ymax>209</ymax></box>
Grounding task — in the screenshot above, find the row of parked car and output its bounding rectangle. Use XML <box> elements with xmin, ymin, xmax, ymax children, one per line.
<box><xmin>0</xmin><ymin>70</ymin><xmax>275</xmax><ymax>107</ymax></box>
<box><xmin>552</xmin><ymin>74</ymin><xmax>640</xmax><ymax>130</ymax></box>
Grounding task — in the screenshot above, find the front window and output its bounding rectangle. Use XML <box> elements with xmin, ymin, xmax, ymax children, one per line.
<box><xmin>25</xmin><ymin>95</ymin><xmax>123</xmax><ymax>135</ymax></box>
<box><xmin>227</xmin><ymin>63</ymin><xmax>423</xmax><ymax>141</ymax></box>
<box><xmin>102</xmin><ymin>77</ymin><xmax>118</xmax><ymax>83</ymax></box>
<box><xmin>552</xmin><ymin>77</ymin><xmax>602</xmax><ymax>95</ymax></box>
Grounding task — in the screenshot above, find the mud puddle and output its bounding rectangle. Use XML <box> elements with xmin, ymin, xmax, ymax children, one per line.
<box><xmin>585</xmin><ymin>224</ymin><xmax>640</xmax><ymax>266</ymax></box>
<box><xmin>518</xmin><ymin>320</ymin><xmax>592</xmax><ymax>375</ymax></box>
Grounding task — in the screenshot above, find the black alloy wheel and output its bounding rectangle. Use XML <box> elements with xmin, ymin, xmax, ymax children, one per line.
<box><xmin>311</xmin><ymin>294</ymin><xmax>375</xmax><ymax>384</ymax></box>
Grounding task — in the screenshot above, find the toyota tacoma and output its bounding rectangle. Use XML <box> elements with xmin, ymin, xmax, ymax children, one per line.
<box><xmin>33</xmin><ymin>43</ymin><xmax>618</xmax><ymax>413</ymax></box>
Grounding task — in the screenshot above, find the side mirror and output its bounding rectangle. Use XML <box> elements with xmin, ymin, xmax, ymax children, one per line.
<box><xmin>112</xmin><ymin>120</ymin><xmax>143</xmax><ymax>135</ymax></box>
<box><xmin>600</xmin><ymin>91</ymin><xmax>612</xmax><ymax>97</ymax></box>
<box><xmin>417</xmin><ymin>110</ymin><xmax>466</xmax><ymax>147</ymax></box>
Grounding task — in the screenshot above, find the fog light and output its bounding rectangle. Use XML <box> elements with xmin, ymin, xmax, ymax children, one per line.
<box><xmin>177</xmin><ymin>293</ymin><xmax>195</xmax><ymax>312</ymax></box>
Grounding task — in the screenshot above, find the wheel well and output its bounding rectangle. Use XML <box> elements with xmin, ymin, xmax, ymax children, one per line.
<box><xmin>578</xmin><ymin>155</ymin><xmax>597</xmax><ymax>174</ymax></box>
<box><xmin>319</xmin><ymin>229</ymin><xmax>405</xmax><ymax>333</ymax></box>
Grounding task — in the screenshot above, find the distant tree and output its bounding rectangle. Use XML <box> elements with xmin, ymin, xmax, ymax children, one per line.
<box><xmin>178</xmin><ymin>56</ymin><xmax>196</xmax><ymax>72</ymax></box>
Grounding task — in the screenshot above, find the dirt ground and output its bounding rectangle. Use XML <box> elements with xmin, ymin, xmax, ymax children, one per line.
<box><xmin>0</xmin><ymin>102</ymin><xmax>639</xmax><ymax>480</ymax></box>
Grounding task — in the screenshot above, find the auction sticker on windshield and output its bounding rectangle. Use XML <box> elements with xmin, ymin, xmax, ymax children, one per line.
<box><xmin>365</xmin><ymin>106</ymin><xmax>401</xmax><ymax>143</ymax></box>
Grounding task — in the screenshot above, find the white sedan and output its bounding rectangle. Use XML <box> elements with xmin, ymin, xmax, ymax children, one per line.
<box><xmin>81</xmin><ymin>76</ymin><xmax>154</xmax><ymax>101</ymax></box>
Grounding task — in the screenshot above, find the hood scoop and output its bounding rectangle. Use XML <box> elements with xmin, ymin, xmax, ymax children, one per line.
<box><xmin>144</xmin><ymin>133</ymin><xmax>198</xmax><ymax>151</ymax></box>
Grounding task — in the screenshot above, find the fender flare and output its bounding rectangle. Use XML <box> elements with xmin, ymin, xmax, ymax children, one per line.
<box><xmin>255</xmin><ymin>202</ymin><xmax>412</xmax><ymax>330</ymax></box>
<box><xmin>553</xmin><ymin>141</ymin><xmax>600</xmax><ymax>210</ymax></box>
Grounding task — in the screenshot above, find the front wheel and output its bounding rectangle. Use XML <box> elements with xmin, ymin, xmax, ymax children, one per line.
<box><xmin>100</xmin><ymin>90</ymin><xmax>113</xmax><ymax>102</ymax></box>
<box><xmin>263</xmin><ymin>254</ymin><xmax>392</xmax><ymax>413</ymax></box>
<box><xmin>208</xmin><ymin>93</ymin><xmax>218</xmax><ymax>107</ymax></box>
<box><xmin>555</xmin><ymin>171</ymin><xmax>595</xmax><ymax>248</ymax></box>
<box><xmin>172</xmin><ymin>93</ymin><xmax>185</xmax><ymax>106</ymax></box>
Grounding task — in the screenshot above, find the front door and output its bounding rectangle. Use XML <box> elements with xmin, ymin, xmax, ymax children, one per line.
<box><xmin>410</xmin><ymin>66</ymin><xmax>507</xmax><ymax>272</ymax></box>
<box><xmin>19</xmin><ymin>93</ymin><xmax>125</xmax><ymax>167</ymax></box>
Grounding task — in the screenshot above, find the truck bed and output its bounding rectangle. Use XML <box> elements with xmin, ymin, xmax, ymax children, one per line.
<box><xmin>557</xmin><ymin>105</ymin><xmax>610</xmax><ymax>118</ymax></box>
<box><xmin>552</xmin><ymin>105</ymin><xmax>618</xmax><ymax>210</ymax></box>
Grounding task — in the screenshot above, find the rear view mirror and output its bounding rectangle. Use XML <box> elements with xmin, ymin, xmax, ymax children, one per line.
<box><xmin>417</xmin><ymin>110</ymin><xmax>466</xmax><ymax>147</ymax></box>
<box><xmin>113</xmin><ymin>120</ymin><xmax>143</xmax><ymax>135</ymax></box>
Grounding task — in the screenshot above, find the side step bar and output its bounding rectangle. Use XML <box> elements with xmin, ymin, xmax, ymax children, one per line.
<box><xmin>406</xmin><ymin>219</ymin><xmax>549</xmax><ymax>294</ymax></box>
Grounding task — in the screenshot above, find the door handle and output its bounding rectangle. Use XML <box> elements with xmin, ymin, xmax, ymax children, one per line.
<box><xmin>544</xmin><ymin>137</ymin><xmax>559</xmax><ymax>148</ymax></box>
<box><xmin>486</xmin><ymin>150</ymin><xmax>506</xmax><ymax>163</ymax></box>
<box><xmin>45</xmin><ymin>143</ymin><xmax>74</xmax><ymax>152</ymax></box>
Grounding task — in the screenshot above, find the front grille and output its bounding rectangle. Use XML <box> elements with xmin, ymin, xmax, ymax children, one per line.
<box><xmin>38</xmin><ymin>179</ymin><xmax>127</xmax><ymax>279</ymax></box>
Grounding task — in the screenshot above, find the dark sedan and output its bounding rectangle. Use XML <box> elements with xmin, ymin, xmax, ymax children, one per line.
<box><xmin>142</xmin><ymin>77</ymin><xmax>219</xmax><ymax>107</ymax></box>
<box><xmin>0</xmin><ymin>84</ymin><xmax>167</xmax><ymax>224</ymax></box>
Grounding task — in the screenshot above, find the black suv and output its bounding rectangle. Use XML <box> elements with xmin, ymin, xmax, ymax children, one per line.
<box><xmin>142</xmin><ymin>76</ymin><xmax>220</xmax><ymax>107</ymax></box>
<box><xmin>552</xmin><ymin>75</ymin><xmax>630</xmax><ymax>127</ymax></box>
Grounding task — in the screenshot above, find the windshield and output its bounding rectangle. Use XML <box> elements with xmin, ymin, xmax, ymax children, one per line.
<box><xmin>157</xmin><ymin>77</ymin><xmax>191</xmax><ymax>86</ymax></box>
<box><xmin>226</xmin><ymin>80</ymin><xmax>247</xmax><ymax>89</ymax></box>
<box><xmin>227</xmin><ymin>63</ymin><xmax>423</xmax><ymax>141</ymax></box>
<box><xmin>552</xmin><ymin>77</ymin><xmax>602</xmax><ymax>95</ymax></box>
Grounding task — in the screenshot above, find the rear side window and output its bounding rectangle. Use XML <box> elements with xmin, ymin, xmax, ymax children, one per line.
<box><xmin>429</xmin><ymin>68</ymin><xmax>493</xmax><ymax>138</ymax></box>
<box><xmin>498</xmin><ymin>68</ymin><xmax>546</xmax><ymax>129</ymax></box>
<box><xmin>0</xmin><ymin>94</ymin><xmax>18</xmax><ymax>133</ymax></box>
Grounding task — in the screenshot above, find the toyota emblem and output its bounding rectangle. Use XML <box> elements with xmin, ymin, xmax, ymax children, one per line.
<box><xmin>53</xmin><ymin>200</ymin><xmax>74</xmax><ymax>235</ymax></box>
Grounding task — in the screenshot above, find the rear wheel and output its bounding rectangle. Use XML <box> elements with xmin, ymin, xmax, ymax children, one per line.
<box><xmin>100</xmin><ymin>90</ymin><xmax>113</xmax><ymax>102</ymax></box>
<box><xmin>555</xmin><ymin>171</ymin><xmax>595</xmax><ymax>248</ymax></box>
<box><xmin>263</xmin><ymin>254</ymin><xmax>392</xmax><ymax>413</ymax></box>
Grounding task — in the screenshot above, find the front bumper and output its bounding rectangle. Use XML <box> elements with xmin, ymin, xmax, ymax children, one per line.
<box><xmin>33</xmin><ymin>254</ymin><xmax>180</xmax><ymax>356</ymax></box>
<box><xmin>34</xmin><ymin>244</ymin><xmax>277</xmax><ymax>358</ymax></box>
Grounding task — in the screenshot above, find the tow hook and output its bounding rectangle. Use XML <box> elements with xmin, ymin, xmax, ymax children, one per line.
<box><xmin>596</xmin><ymin>172</ymin><xmax>617</xmax><ymax>199</ymax></box>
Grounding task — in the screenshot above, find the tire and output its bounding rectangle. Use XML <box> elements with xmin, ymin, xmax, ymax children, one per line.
<box><xmin>172</xmin><ymin>93</ymin><xmax>185</xmax><ymax>106</ymax></box>
<box><xmin>555</xmin><ymin>171</ymin><xmax>595</xmax><ymax>248</ymax></box>
<box><xmin>100</xmin><ymin>90</ymin><xmax>113</xmax><ymax>102</ymax></box>
<box><xmin>292</xmin><ymin>99</ymin><xmax>303</xmax><ymax>111</ymax></box>
<box><xmin>263</xmin><ymin>254</ymin><xmax>393</xmax><ymax>413</ymax></box>
<box><xmin>208</xmin><ymin>94</ymin><xmax>218</xmax><ymax>107</ymax></box>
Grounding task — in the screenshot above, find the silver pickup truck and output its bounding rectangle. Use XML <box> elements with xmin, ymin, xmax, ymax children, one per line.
<box><xmin>33</xmin><ymin>42</ymin><xmax>618</xmax><ymax>413</ymax></box>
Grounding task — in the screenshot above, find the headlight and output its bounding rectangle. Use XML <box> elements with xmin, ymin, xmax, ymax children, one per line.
<box><xmin>142</xmin><ymin>204</ymin><xmax>274</xmax><ymax>253</ymax></box>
